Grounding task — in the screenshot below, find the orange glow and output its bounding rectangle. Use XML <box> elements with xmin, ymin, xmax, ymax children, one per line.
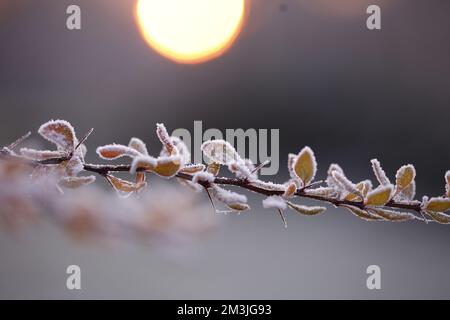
<box><xmin>135</xmin><ymin>0</ymin><xmax>246</xmax><ymax>64</ymax></box>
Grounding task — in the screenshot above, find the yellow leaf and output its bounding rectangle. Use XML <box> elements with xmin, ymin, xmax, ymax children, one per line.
<box><xmin>180</xmin><ymin>164</ymin><xmax>205</xmax><ymax>174</ymax></box>
<box><xmin>130</xmin><ymin>155</ymin><xmax>157</xmax><ymax>173</ymax></box>
<box><xmin>345</xmin><ymin>180</ymin><xmax>371</xmax><ymax>201</ymax></box>
<box><xmin>365</xmin><ymin>185</ymin><xmax>393</xmax><ymax>206</ymax></box>
<box><xmin>287</xmin><ymin>202</ymin><xmax>326</xmax><ymax>215</ymax></box>
<box><xmin>206</xmin><ymin>162</ymin><xmax>221</xmax><ymax>176</ymax></box>
<box><xmin>426</xmin><ymin>211</ymin><xmax>450</xmax><ymax>224</ymax></box>
<box><xmin>395</xmin><ymin>164</ymin><xmax>415</xmax><ymax>192</ymax></box>
<box><xmin>153</xmin><ymin>157</ymin><xmax>181</xmax><ymax>177</ymax></box>
<box><xmin>293</xmin><ymin>146</ymin><xmax>317</xmax><ymax>186</ymax></box>
<box><xmin>425</xmin><ymin>197</ymin><xmax>450</xmax><ymax>213</ymax></box>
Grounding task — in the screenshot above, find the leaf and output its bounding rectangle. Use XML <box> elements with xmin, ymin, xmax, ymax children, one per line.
<box><xmin>130</xmin><ymin>155</ymin><xmax>157</xmax><ymax>174</ymax></box>
<box><xmin>38</xmin><ymin>120</ymin><xmax>76</xmax><ymax>151</ymax></box>
<box><xmin>206</xmin><ymin>162</ymin><xmax>221</xmax><ymax>176</ymax></box>
<box><xmin>227</xmin><ymin>203</ymin><xmax>250</xmax><ymax>212</ymax></box>
<box><xmin>326</xmin><ymin>163</ymin><xmax>344</xmax><ymax>188</ymax></box>
<box><xmin>293</xmin><ymin>146</ymin><xmax>317</xmax><ymax>186</ymax></box>
<box><xmin>332</xmin><ymin>171</ymin><xmax>363</xmax><ymax>200</ymax></box>
<box><xmin>345</xmin><ymin>180</ymin><xmax>372</xmax><ymax>201</ymax></box>
<box><xmin>65</xmin><ymin>156</ymin><xmax>84</xmax><ymax>176</ymax></box>
<box><xmin>342</xmin><ymin>205</ymin><xmax>383</xmax><ymax>221</ymax></box>
<box><xmin>156</xmin><ymin>123</ymin><xmax>176</xmax><ymax>155</ymax></box>
<box><xmin>135</xmin><ymin>172</ymin><xmax>146</xmax><ymax>186</ymax></box>
<box><xmin>20</xmin><ymin>148</ymin><xmax>68</xmax><ymax>161</ymax></box>
<box><xmin>106</xmin><ymin>175</ymin><xmax>144</xmax><ymax>197</ymax></box>
<box><xmin>96</xmin><ymin>144</ymin><xmax>140</xmax><ymax>160</ymax></box>
<box><xmin>283</xmin><ymin>182</ymin><xmax>297</xmax><ymax>198</ymax></box>
<box><xmin>179</xmin><ymin>164</ymin><xmax>205</xmax><ymax>174</ymax></box>
<box><xmin>201</xmin><ymin>140</ymin><xmax>241</xmax><ymax>165</ymax></box>
<box><xmin>367</xmin><ymin>207</ymin><xmax>415</xmax><ymax>222</ymax></box>
<box><xmin>424</xmin><ymin>197</ymin><xmax>450</xmax><ymax>213</ymax></box>
<box><xmin>425</xmin><ymin>211</ymin><xmax>450</xmax><ymax>224</ymax></box>
<box><xmin>287</xmin><ymin>153</ymin><xmax>298</xmax><ymax>181</ymax></box>
<box><xmin>128</xmin><ymin>137</ymin><xmax>148</xmax><ymax>155</ymax></box>
<box><xmin>60</xmin><ymin>176</ymin><xmax>96</xmax><ymax>189</ymax></box>
<box><xmin>394</xmin><ymin>180</ymin><xmax>416</xmax><ymax>201</ymax></box>
<box><xmin>153</xmin><ymin>156</ymin><xmax>182</xmax><ymax>178</ymax></box>
<box><xmin>211</xmin><ymin>185</ymin><xmax>247</xmax><ymax>206</ymax></box>
<box><xmin>395</xmin><ymin>164</ymin><xmax>416</xmax><ymax>192</ymax></box>
<box><xmin>287</xmin><ymin>202</ymin><xmax>326</xmax><ymax>215</ymax></box>
<box><xmin>365</xmin><ymin>185</ymin><xmax>393</xmax><ymax>206</ymax></box>
<box><xmin>371</xmin><ymin>159</ymin><xmax>391</xmax><ymax>186</ymax></box>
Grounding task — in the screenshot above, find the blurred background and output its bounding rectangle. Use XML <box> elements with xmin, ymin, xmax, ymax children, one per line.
<box><xmin>0</xmin><ymin>0</ymin><xmax>449</xmax><ymax>299</ymax></box>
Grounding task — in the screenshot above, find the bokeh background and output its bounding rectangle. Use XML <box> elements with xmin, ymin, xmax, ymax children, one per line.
<box><xmin>1</xmin><ymin>0</ymin><xmax>449</xmax><ymax>299</ymax></box>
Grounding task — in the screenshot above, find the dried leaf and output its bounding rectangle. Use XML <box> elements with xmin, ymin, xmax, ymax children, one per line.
<box><xmin>192</xmin><ymin>171</ymin><xmax>215</xmax><ymax>184</ymax></box>
<box><xmin>201</xmin><ymin>140</ymin><xmax>241</xmax><ymax>165</ymax></box>
<box><xmin>207</xmin><ymin>162</ymin><xmax>221</xmax><ymax>176</ymax></box>
<box><xmin>287</xmin><ymin>202</ymin><xmax>326</xmax><ymax>215</ymax></box>
<box><xmin>367</xmin><ymin>207</ymin><xmax>415</xmax><ymax>222</ymax></box>
<box><xmin>365</xmin><ymin>185</ymin><xmax>393</xmax><ymax>206</ymax></box>
<box><xmin>60</xmin><ymin>176</ymin><xmax>96</xmax><ymax>189</ymax></box>
<box><xmin>128</xmin><ymin>137</ymin><xmax>148</xmax><ymax>155</ymax></box>
<box><xmin>342</xmin><ymin>205</ymin><xmax>383</xmax><ymax>221</ymax></box>
<box><xmin>106</xmin><ymin>175</ymin><xmax>144</xmax><ymax>197</ymax></box>
<box><xmin>211</xmin><ymin>185</ymin><xmax>248</xmax><ymax>206</ymax></box>
<box><xmin>395</xmin><ymin>164</ymin><xmax>415</xmax><ymax>193</ymax></box>
<box><xmin>20</xmin><ymin>148</ymin><xmax>68</xmax><ymax>161</ymax></box>
<box><xmin>180</xmin><ymin>164</ymin><xmax>205</xmax><ymax>174</ymax></box>
<box><xmin>293</xmin><ymin>146</ymin><xmax>317</xmax><ymax>186</ymax></box>
<box><xmin>135</xmin><ymin>172</ymin><xmax>146</xmax><ymax>186</ymax></box>
<box><xmin>38</xmin><ymin>120</ymin><xmax>76</xmax><ymax>151</ymax></box>
<box><xmin>425</xmin><ymin>211</ymin><xmax>450</xmax><ymax>224</ymax></box>
<box><xmin>227</xmin><ymin>203</ymin><xmax>250</xmax><ymax>212</ymax></box>
<box><xmin>394</xmin><ymin>180</ymin><xmax>416</xmax><ymax>201</ymax></box>
<box><xmin>332</xmin><ymin>171</ymin><xmax>363</xmax><ymax>200</ymax></box>
<box><xmin>65</xmin><ymin>156</ymin><xmax>84</xmax><ymax>176</ymax></box>
<box><xmin>283</xmin><ymin>182</ymin><xmax>297</xmax><ymax>198</ymax></box>
<box><xmin>96</xmin><ymin>144</ymin><xmax>140</xmax><ymax>160</ymax></box>
<box><xmin>371</xmin><ymin>159</ymin><xmax>391</xmax><ymax>186</ymax></box>
<box><xmin>424</xmin><ymin>197</ymin><xmax>450</xmax><ymax>213</ymax></box>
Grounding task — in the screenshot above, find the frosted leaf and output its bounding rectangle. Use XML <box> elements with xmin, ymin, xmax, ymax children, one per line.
<box><xmin>287</xmin><ymin>153</ymin><xmax>299</xmax><ymax>183</ymax></box>
<box><xmin>395</xmin><ymin>164</ymin><xmax>415</xmax><ymax>194</ymax></box>
<box><xmin>65</xmin><ymin>156</ymin><xmax>84</xmax><ymax>176</ymax></box>
<box><xmin>394</xmin><ymin>180</ymin><xmax>416</xmax><ymax>201</ymax></box>
<box><xmin>227</xmin><ymin>203</ymin><xmax>250</xmax><ymax>212</ymax></box>
<box><xmin>262</xmin><ymin>195</ymin><xmax>287</xmax><ymax>210</ymax></box>
<box><xmin>60</xmin><ymin>176</ymin><xmax>96</xmax><ymax>189</ymax></box>
<box><xmin>365</xmin><ymin>185</ymin><xmax>393</xmax><ymax>206</ymax></box>
<box><xmin>135</xmin><ymin>172</ymin><xmax>146</xmax><ymax>186</ymax></box>
<box><xmin>345</xmin><ymin>180</ymin><xmax>372</xmax><ymax>201</ymax></box>
<box><xmin>332</xmin><ymin>171</ymin><xmax>363</xmax><ymax>200</ymax></box>
<box><xmin>210</xmin><ymin>185</ymin><xmax>247</xmax><ymax>206</ymax></box>
<box><xmin>424</xmin><ymin>197</ymin><xmax>450</xmax><ymax>213</ymax></box>
<box><xmin>128</xmin><ymin>137</ymin><xmax>148</xmax><ymax>155</ymax></box>
<box><xmin>326</xmin><ymin>163</ymin><xmax>345</xmax><ymax>191</ymax></box>
<box><xmin>341</xmin><ymin>205</ymin><xmax>383</xmax><ymax>221</ymax></box>
<box><xmin>156</xmin><ymin>123</ymin><xmax>176</xmax><ymax>155</ymax></box>
<box><xmin>192</xmin><ymin>171</ymin><xmax>215</xmax><ymax>184</ymax></box>
<box><xmin>250</xmin><ymin>179</ymin><xmax>286</xmax><ymax>192</ymax></box>
<box><xmin>20</xmin><ymin>148</ymin><xmax>68</xmax><ymax>161</ymax></box>
<box><xmin>293</xmin><ymin>146</ymin><xmax>317</xmax><ymax>186</ymax></box>
<box><xmin>153</xmin><ymin>155</ymin><xmax>182</xmax><ymax>178</ymax></box>
<box><xmin>130</xmin><ymin>155</ymin><xmax>157</xmax><ymax>174</ymax></box>
<box><xmin>38</xmin><ymin>120</ymin><xmax>76</xmax><ymax>151</ymax></box>
<box><xmin>283</xmin><ymin>182</ymin><xmax>297</xmax><ymax>199</ymax></box>
<box><xmin>201</xmin><ymin>140</ymin><xmax>241</xmax><ymax>165</ymax></box>
<box><xmin>446</xmin><ymin>171</ymin><xmax>450</xmax><ymax>197</ymax></box>
<box><xmin>96</xmin><ymin>144</ymin><xmax>140</xmax><ymax>160</ymax></box>
<box><xmin>180</xmin><ymin>164</ymin><xmax>205</xmax><ymax>174</ymax></box>
<box><xmin>304</xmin><ymin>187</ymin><xmax>337</xmax><ymax>198</ymax></box>
<box><xmin>228</xmin><ymin>161</ymin><xmax>256</xmax><ymax>180</ymax></box>
<box><xmin>171</xmin><ymin>137</ymin><xmax>190</xmax><ymax>164</ymax></box>
<box><xmin>76</xmin><ymin>144</ymin><xmax>87</xmax><ymax>160</ymax></box>
<box><xmin>106</xmin><ymin>175</ymin><xmax>145</xmax><ymax>197</ymax></box>
<box><xmin>371</xmin><ymin>159</ymin><xmax>391</xmax><ymax>186</ymax></box>
<box><xmin>177</xmin><ymin>178</ymin><xmax>203</xmax><ymax>192</ymax></box>
<box><xmin>367</xmin><ymin>207</ymin><xmax>415</xmax><ymax>222</ymax></box>
<box><xmin>206</xmin><ymin>162</ymin><xmax>221</xmax><ymax>176</ymax></box>
<box><xmin>425</xmin><ymin>211</ymin><xmax>450</xmax><ymax>224</ymax></box>
<box><xmin>287</xmin><ymin>202</ymin><xmax>326</xmax><ymax>215</ymax></box>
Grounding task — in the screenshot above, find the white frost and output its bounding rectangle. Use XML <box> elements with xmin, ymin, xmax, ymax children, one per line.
<box><xmin>262</xmin><ymin>195</ymin><xmax>287</xmax><ymax>210</ymax></box>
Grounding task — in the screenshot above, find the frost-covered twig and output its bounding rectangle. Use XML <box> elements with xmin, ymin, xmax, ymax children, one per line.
<box><xmin>1</xmin><ymin>119</ymin><xmax>450</xmax><ymax>236</ymax></box>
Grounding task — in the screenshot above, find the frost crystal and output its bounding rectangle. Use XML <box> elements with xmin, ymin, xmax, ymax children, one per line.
<box><xmin>192</xmin><ymin>171</ymin><xmax>215</xmax><ymax>184</ymax></box>
<box><xmin>211</xmin><ymin>185</ymin><xmax>247</xmax><ymax>205</ymax></box>
<box><xmin>371</xmin><ymin>159</ymin><xmax>391</xmax><ymax>186</ymax></box>
<box><xmin>262</xmin><ymin>195</ymin><xmax>287</xmax><ymax>210</ymax></box>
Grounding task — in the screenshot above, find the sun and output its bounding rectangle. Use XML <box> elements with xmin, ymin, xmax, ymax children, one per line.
<box><xmin>135</xmin><ymin>0</ymin><xmax>246</xmax><ymax>64</ymax></box>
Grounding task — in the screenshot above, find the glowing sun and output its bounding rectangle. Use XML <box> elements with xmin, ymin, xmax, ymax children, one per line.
<box><xmin>135</xmin><ymin>0</ymin><xmax>246</xmax><ymax>64</ymax></box>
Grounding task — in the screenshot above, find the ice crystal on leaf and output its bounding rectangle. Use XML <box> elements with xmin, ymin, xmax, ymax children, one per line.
<box><xmin>262</xmin><ymin>195</ymin><xmax>287</xmax><ymax>210</ymax></box>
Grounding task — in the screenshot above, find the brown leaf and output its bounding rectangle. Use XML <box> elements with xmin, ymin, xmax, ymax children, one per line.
<box><xmin>38</xmin><ymin>120</ymin><xmax>76</xmax><ymax>151</ymax></box>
